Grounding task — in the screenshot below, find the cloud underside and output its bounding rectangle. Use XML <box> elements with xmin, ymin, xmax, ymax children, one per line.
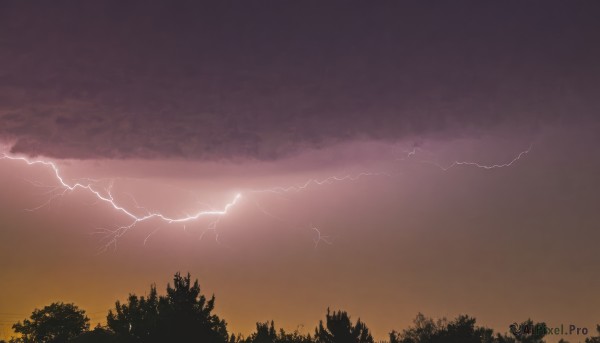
<box><xmin>1</xmin><ymin>2</ymin><xmax>598</xmax><ymax>160</ymax></box>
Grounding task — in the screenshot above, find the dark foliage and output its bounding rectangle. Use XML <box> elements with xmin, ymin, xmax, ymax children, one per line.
<box><xmin>586</xmin><ymin>325</ymin><xmax>600</xmax><ymax>343</ymax></box>
<box><xmin>389</xmin><ymin>313</ymin><xmax>546</xmax><ymax>343</ymax></box>
<box><xmin>106</xmin><ymin>272</ymin><xmax>228</xmax><ymax>343</ymax></box>
<box><xmin>248</xmin><ymin>321</ymin><xmax>277</xmax><ymax>343</ymax></box>
<box><xmin>70</xmin><ymin>326</ymin><xmax>114</xmax><ymax>343</ymax></box>
<box><xmin>6</xmin><ymin>273</ymin><xmax>599</xmax><ymax>343</ymax></box>
<box><xmin>244</xmin><ymin>321</ymin><xmax>312</xmax><ymax>343</ymax></box>
<box><xmin>314</xmin><ymin>309</ymin><xmax>373</xmax><ymax>343</ymax></box>
<box><xmin>11</xmin><ymin>302</ymin><xmax>89</xmax><ymax>343</ymax></box>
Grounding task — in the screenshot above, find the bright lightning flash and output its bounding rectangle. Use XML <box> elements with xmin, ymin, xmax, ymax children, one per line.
<box><xmin>0</xmin><ymin>143</ymin><xmax>532</xmax><ymax>250</ymax></box>
<box><xmin>0</xmin><ymin>153</ymin><xmax>241</xmax><ymax>250</ymax></box>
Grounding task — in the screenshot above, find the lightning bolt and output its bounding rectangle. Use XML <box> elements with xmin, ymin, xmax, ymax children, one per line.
<box><xmin>0</xmin><ymin>143</ymin><xmax>533</xmax><ymax>250</ymax></box>
<box><xmin>249</xmin><ymin>172</ymin><xmax>391</xmax><ymax>194</ymax></box>
<box><xmin>422</xmin><ymin>145</ymin><xmax>532</xmax><ymax>171</ymax></box>
<box><xmin>0</xmin><ymin>152</ymin><xmax>380</xmax><ymax>250</ymax></box>
<box><xmin>396</xmin><ymin>147</ymin><xmax>421</xmax><ymax>161</ymax></box>
<box><xmin>0</xmin><ymin>153</ymin><xmax>242</xmax><ymax>251</ymax></box>
<box><xmin>311</xmin><ymin>226</ymin><xmax>332</xmax><ymax>249</ymax></box>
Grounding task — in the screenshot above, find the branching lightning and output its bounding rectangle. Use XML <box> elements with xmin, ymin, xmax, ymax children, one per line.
<box><xmin>422</xmin><ymin>145</ymin><xmax>532</xmax><ymax>171</ymax></box>
<box><xmin>249</xmin><ymin>172</ymin><xmax>391</xmax><ymax>194</ymax></box>
<box><xmin>0</xmin><ymin>153</ymin><xmax>381</xmax><ymax>250</ymax></box>
<box><xmin>0</xmin><ymin>143</ymin><xmax>532</xmax><ymax>250</ymax></box>
<box><xmin>311</xmin><ymin>226</ymin><xmax>332</xmax><ymax>249</ymax></box>
<box><xmin>0</xmin><ymin>153</ymin><xmax>241</xmax><ymax>251</ymax></box>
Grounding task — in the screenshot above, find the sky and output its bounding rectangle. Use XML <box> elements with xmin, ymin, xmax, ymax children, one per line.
<box><xmin>1</xmin><ymin>1</ymin><xmax>600</xmax><ymax>341</ymax></box>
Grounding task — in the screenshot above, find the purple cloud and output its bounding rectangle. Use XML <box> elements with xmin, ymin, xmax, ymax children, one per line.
<box><xmin>1</xmin><ymin>1</ymin><xmax>598</xmax><ymax>160</ymax></box>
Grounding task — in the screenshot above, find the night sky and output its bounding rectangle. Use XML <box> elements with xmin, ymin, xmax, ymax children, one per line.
<box><xmin>1</xmin><ymin>1</ymin><xmax>599</xmax><ymax>341</ymax></box>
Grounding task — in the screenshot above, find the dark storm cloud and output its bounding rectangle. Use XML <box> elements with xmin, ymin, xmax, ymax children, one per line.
<box><xmin>1</xmin><ymin>1</ymin><xmax>599</xmax><ymax>160</ymax></box>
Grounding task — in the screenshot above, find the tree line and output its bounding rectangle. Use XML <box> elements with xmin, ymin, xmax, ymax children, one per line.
<box><xmin>2</xmin><ymin>273</ymin><xmax>598</xmax><ymax>343</ymax></box>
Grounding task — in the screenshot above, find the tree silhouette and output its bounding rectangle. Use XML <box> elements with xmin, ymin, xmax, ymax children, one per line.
<box><xmin>107</xmin><ymin>272</ymin><xmax>228</xmax><ymax>343</ymax></box>
<box><xmin>505</xmin><ymin>319</ymin><xmax>546</xmax><ymax>343</ymax></box>
<box><xmin>277</xmin><ymin>327</ymin><xmax>313</xmax><ymax>343</ymax></box>
<box><xmin>5</xmin><ymin>272</ymin><xmax>592</xmax><ymax>343</ymax></box>
<box><xmin>586</xmin><ymin>325</ymin><xmax>600</xmax><ymax>343</ymax></box>
<box><xmin>11</xmin><ymin>302</ymin><xmax>89</xmax><ymax>343</ymax></box>
<box><xmin>248</xmin><ymin>321</ymin><xmax>277</xmax><ymax>343</ymax></box>
<box><xmin>390</xmin><ymin>313</ymin><xmax>495</xmax><ymax>343</ymax></box>
<box><xmin>493</xmin><ymin>334</ymin><xmax>516</xmax><ymax>343</ymax></box>
<box><xmin>107</xmin><ymin>285</ymin><xmax>159</xmax><ymax>342</ymax></box>
<box><xmin>70</xmin><ymin>326</ymin><xmax>115</xmax><ymax>343</ymax></box>
<box><xmin>156</xmin><ymin>272</ymin><xmax>228</xmax><ymax>342</ymax></box>
<box><xmin>439</xmin><ymin>315</ymin><xmax>494</xmax><ymax>343</ymax></box>
<box><xmin>390</xmin><ymin>313</ymin><xmax>440</xmax><ymax>343</ymax></box>
<box><xmin>245</xmin><ymin>321</ymin><xmax>312</xmax><ymax>343</ymax></box>
<box><xmin>314</xmin><ymin>309</ymin><xmax>373</xmax><ymax>343</ymax></box>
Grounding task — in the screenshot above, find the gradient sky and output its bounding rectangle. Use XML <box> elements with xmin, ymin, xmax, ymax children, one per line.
<box><xmin>1</xmin><ymin>2</ymin><xmax>600</xmax><ymax>342</ymax></box>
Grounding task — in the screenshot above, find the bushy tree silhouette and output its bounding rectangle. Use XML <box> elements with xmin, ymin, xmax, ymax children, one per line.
<box><xmin>107</xmin><ymin>286</ymin><xmax>159</xmax><ymax>342</ymax></box>
<box><xmin>70</xmin><ymin>326</ymin><xmax>115</xmax><ymax>343</ymax></box>
<box><xmin>5</xmin><ymin>273</ymin><xmax>597</xmax><ymax>343</ymax></box>
<box><xmin>11</xmin><ymin>302</ymin><xmax>89</xmax><ymax>343</ymax></box>
<box><xmin>585</xmin><ymin>325</ymin><xmax>600</xmax><ymax>343</ymax></box>
<box><xmin>244</xmin><ymin>321</ymin><xmax>313</xmax><ymax>343</ymax></box>
<box><xmin>390</xmin><ymin>313</ymin><xmax>494</xmax><ymax>343</ymax></box>
<box><xmin>157</xmin><ymin>272</ymin><xmax>228</xmax><ymax>342</ymax></box>
<box><xmin>503</xmin><ymin>319</ymin><xmax>546</xmax><ymax>343</ymax></box>
<box><xmin>314</xmin><ymin>309</ymin><xmax>373</xmax><ymax>343</ymax></box>
<box><xmin>248</xmin><ymin>321</ymin><xmax>277</xmax><ymax>343</ymax></box>
<box><xmin>277</xmin><ymin>328</ymin><xmax>313</xmax><ymax>343</ymax></box>
<box><xmin>390</xmin><ymin>313</ymin><xmax>440</xmax><ymax>343</ymax></box>
<box><xmin>107</xmin><ymin>272</ymin><xmax>228</xmax><ymax>343</ymax></box>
